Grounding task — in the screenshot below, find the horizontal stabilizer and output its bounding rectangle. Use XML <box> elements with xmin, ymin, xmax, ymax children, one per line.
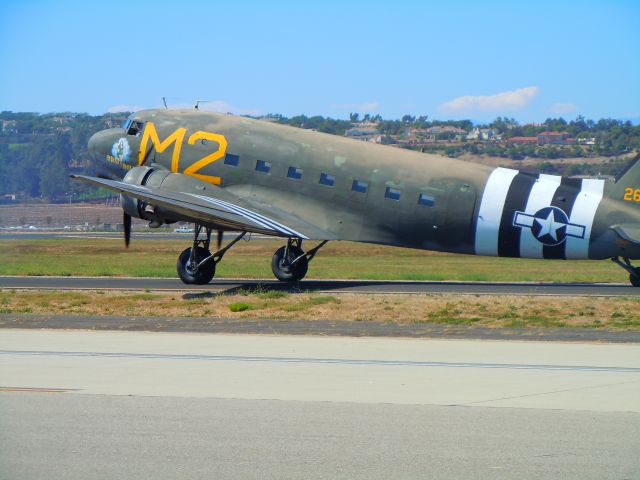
<box><xmin>611</xmin><ymin>224</ymin><xmax>640</xmax><ymax>245</ymax></box>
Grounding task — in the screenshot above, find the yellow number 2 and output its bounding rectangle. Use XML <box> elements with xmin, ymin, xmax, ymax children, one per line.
<box><xmin>184</xmin><ymin>131</ymin><xmax>228</xmax><ymax>185</ymax></box>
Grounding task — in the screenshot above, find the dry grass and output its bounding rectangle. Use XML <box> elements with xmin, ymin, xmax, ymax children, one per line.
<box><xmin>1</xmin><ymin>289</ymin><xmax>639</xmax><ymax>330</ymax></box>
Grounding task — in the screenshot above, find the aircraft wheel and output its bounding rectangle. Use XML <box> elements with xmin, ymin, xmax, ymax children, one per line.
<box><xmin>630</xmin><ymin>271</ymin><xmax>640</xmax><ymax>287</ymax></box>
<box><xmin>271</xmin><ymin>245</ymin><xmax>308</xmax><ymax>282</ymax></box>
<box><xmin>177</xmin><ymin>247</ymin><xmax>215</xmax><ymax>285</ymax></box>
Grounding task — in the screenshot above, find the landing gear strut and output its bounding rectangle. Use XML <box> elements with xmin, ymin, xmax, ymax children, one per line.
<box><xmin>611</xmin><ymin>257</ymin><xmax>640</xmax><ymax>287</ymax></box>
<box><xmin>271</xmin><ymin>238</ymin><xmax>328</xmax><ymax>282</ymax></box>
<box><xmin>176</xmin><ymin>224</ymin><xmax>246</xmax><ymax>284</ymax></box>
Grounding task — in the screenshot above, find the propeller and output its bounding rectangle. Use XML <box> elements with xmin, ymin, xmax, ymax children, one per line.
<box><xmin>124</xmin><ymin>212</ymin><xmax>131</xmax><ymax>248</ymax></box>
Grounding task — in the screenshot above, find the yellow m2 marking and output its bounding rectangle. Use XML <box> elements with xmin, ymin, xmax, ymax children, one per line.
<box><xmin>139</xmin><ymin>122</ymin><xmax>186</xmax><ymax>171</ymax></box>
<box><xmin>185</xmin><ymin>131</ymin><xmax>227</xmax><ymax>185</ymax></box>
<box><xmin>139</xmin><ymin>122</ymin><xmax>228</xmax><ymax>185</ymax></box>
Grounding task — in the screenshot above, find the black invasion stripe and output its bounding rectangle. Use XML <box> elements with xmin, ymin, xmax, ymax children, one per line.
<box><xmin>543</xmin><ymin>178</ymin><xmax>582</xmax><ymax>259</ymax></box>
<box><xmin>497</xmin><ymin>173</ymin><xmax>538</xmax><ymax>258</ymax></box>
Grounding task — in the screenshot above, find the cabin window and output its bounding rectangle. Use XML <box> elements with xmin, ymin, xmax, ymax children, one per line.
<box><xmin>255</xmin><ymin>159</ymin><xmax>271</xmax><ymax>174</ymax></box>
<box><xmin>351</xmin><ymin>179</ymin><xmax>368</xmax><ymax>193</ymax></box>
<box><xmin>385</xmin><ymin>187</ymin><xmax>401</xmax><ymax>201</ymax></box>
<box><xmin>287</xmin><ymin>166</ymin><xmax>303</xmax><ymax>180</ymax></box>
<box><xmin>224</xmin><ymin>153</ymin><xmax>240</xmax><ymax>166</ymax></box>
<box><xmin>418</xmin><ymin>193</ymin><xmax>435</xmax><ymax>207</ymax></box>
<box><xmin>319</xmin><ymin>172</ymin><xmax>335</xmax><ymax>186</ymax></box>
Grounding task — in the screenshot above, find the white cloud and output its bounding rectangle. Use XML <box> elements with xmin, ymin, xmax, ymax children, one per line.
<box><xmin>550</xmin><ymin>102</ymin><xmax>577</xmax><ymax>114</ymax></box>
<box><xmin>438</xmin><ymin>86</ymin><xmax>539</xmax><ymax>114</ymax></box>
<box><xmin>330</xmin><ymin>101</ymin><xmax>380</xmax><ymax>112</ymax></box>
<box><xmin>107</xmin><ymin>104</ymin><xmax>146</xmax><ymax>113</ymax></box>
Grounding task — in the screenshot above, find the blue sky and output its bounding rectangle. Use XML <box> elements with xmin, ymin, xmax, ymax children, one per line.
<box><xmin>1</xmin><ymin>0</ymin><xmax>638</xmax><ymax>122</ymax></box>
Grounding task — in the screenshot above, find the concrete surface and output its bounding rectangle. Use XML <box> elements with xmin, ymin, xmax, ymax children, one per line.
<box><xmin>1</xmin><ymin>330</ymin><xmax>638</xmax><ymax>479</ymax></box>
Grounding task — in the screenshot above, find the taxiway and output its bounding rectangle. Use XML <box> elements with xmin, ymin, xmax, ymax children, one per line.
<box><xmin>0</xmin><ymin>275</ymin><xmax>636</xmax><ymax>296</ymax></box>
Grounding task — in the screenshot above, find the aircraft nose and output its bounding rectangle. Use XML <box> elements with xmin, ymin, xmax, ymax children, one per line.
<box><xmin>88</xmin><ymin>129</ymin><xmax>114</xmax><ymax>157</ymax></box>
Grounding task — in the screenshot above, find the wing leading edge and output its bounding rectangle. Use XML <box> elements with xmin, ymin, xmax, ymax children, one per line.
<box><xmin>72</xmin><ymin>174</ymin><xmax>337</xmax><ymax>240</ymax></box>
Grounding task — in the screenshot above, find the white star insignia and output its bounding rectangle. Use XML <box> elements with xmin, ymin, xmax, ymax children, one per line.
<box><xmin>535</xmin><ymin>210</ymin><xmax>566</xmax><ymax>241</ymax></box>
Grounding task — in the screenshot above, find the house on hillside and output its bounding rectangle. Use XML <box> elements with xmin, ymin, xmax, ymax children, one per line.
<box><xmin>577</xmin><ymin>137</ymin><xmax>596</xmax><ymax>145</ymax></box>
<box><xmin>1</xmin><ymin>120</ymin><xmax>17</xmax><ymax>134</ymax></box>
<box><xmin>345</xmin><ymin>125</ymin><xmax>380</xmax><ymax>142</ymax></box>
<box><xmin>537</xmin><ymin>131</ymin><xmax>575</xmax><ymax>145</ymax></box>
<box><xmin>466</xmin><ymin>127</ymin><xmax>501</xmax><ymax>141</ymax></box>
<box><xmin>507</xmin><ymin>136</ymin><xmax>537</xmax><ymax>144</ymax></box>
<box><xmin>420</xmin><ymin>126</ymin><xmax>467</xmax><ymax>141</ymax></box>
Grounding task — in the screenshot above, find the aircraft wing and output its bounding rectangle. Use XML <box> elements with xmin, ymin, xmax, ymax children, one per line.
<box><xmin>72</xmin><ymin>175</ymin><xmax>337</xmax><ymax>240</ymax></box>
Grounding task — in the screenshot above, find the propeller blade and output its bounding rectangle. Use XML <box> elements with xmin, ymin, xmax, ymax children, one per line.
<box><xmin>217</xmin><ymin>229</ymin><xmax>223</xmax><ymax>250</ymax></box>
<box><xmin>124</xmin><ymin>212</ymin><xmax>131</xmax><ymax>248</ymax></box>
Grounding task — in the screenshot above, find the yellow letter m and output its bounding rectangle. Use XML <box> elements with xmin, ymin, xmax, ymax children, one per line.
<box><xmin>138</xmin><ymin>122</ymin><xmax>187</xmax><ymax>172</ymax></box>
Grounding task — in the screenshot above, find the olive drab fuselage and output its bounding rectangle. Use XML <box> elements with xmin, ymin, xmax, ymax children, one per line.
<box><xmin>90</xmin><ymin>109</ymin><xmax>640</xmax><ymax>261</ymax></box>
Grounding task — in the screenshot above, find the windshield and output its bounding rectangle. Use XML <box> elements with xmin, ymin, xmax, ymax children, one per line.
<box><xmin>122</xmin><ymin>117</ymin><xmax>144</xmax><ymax>136</ymax></box>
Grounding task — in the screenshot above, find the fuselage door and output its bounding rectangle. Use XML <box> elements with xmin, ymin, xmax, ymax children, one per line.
<box><xmin>438</xmin><ymin>181</ymin><xmax>477</xmax><ymax>249</ymax></box>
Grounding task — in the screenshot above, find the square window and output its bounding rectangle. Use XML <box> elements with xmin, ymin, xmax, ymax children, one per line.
<box><xmin>418</xmin><ymin>193</ymin><xmax>435</xmax><ymax>207</ymax></box>
<box><xmin>224</xmin><ymin>153</ymin><xmax>240</xmax><ymax>166</ymax></box>
<box><xmin>351</xmin><ymin>179</ymin><xmax>368</xmax><ymax>193</ymax></box>
<box><xmin>287</xmin><ymin>166</ymin><xmax>303</xmax><ymax>180</ymax></box>
<box><xmin>385</xmin><ymin>187</ymin><xmax>401</xmax><ymax>200</ymax></box>
<box><xmin>255</xmin><ymin>159</ymin><xmax>271</xmax><ymax>174</ymax></box>
<box><xmin>319</xmin><ymin>172</ymin><xmax>335</xmax><ymax>186</ymax></box>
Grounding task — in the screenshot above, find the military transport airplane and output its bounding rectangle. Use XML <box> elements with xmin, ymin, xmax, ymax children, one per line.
<box><xmin>74</xmin><ymin>109</ymin><xmax>640</xmax><ymax>286</ymax></box>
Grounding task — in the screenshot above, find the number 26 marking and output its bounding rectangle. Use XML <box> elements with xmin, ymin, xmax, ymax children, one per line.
<box><xmin>623</xmin><ymin>188</ymin><xmax>640</xmax><ymax>202</ymax></box>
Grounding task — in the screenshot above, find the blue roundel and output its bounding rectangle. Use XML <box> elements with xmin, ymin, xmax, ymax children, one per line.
<box><xmin>530</xmin><ymin>206</ymin><xmax>569</xmax><ymax>246</ymax></box>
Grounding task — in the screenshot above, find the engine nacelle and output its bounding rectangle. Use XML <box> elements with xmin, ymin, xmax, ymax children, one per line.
<box><xmin>120</xmin><ymin>166</ymin><xmax>178</xmax><ymax>225</ymax></box>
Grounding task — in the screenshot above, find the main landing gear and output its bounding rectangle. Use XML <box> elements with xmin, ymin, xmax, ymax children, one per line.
<box><xmin>611</xmin><ymin>257</ymin><xmax>640</xmax><ymax>287</ymax></box>
<box><xmin>176</xmin><ymin>225</ymin><xmax>328</xmax><ymax>285</ymax></box>
<box><xmin>176</xmin><ymin>224</ymin><xmax>246</xmax><ymax>284</ymax></box>
<box><xmin>271</xmin><ymin>238</ymin><xmax>328</xmax><ymax>282</ymax></box>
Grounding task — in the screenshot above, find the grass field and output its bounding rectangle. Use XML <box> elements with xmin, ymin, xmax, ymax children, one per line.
<box><xmin>1</xmin><ymin>289</ymin><xmax>639</xmax><ymax>330</ymax></box>
<box><xmin>0</xmin><ymin>238</ymin><xmax>630</xmax><ymax>283</ymax></box>
<box><xmin>1</xmin><ymin>237</ymin><xmax>638</xmax><ymax>331</ymax></box>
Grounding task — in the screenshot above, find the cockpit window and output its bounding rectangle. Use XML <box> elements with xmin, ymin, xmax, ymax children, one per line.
<box><xmin>126</xmin><ymin>120</ymin><xmax>145</xmax><ymax>136</ymax></box>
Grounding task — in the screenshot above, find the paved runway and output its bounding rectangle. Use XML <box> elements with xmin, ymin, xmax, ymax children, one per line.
<box><xmin>1</xmin><ymin>330</ymin><xmax>638</xmax><ymax>479</ymax></box>
<box><xmin>0</xmin><ymin>275</ymin><xmax>636</xmax><ymax>296</ymax></box>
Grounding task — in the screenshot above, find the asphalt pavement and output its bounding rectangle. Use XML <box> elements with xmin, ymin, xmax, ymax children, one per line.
<box><xmin>0</xmin><ymin>275</ymin><xmax>637</xmax><ymax>296</ymax></box>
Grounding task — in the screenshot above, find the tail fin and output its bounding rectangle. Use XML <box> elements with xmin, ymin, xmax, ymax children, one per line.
<box><xmin>610</xmin><ymin>152</ymin><xmax>640</xmax><ymax>200</ymax></box>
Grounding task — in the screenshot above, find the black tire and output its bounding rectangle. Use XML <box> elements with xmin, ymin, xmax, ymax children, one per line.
<box><xmin>177</xmin><ymin>247</ymin><xmax>215</xmax><ymax>285</ymax></box>
<box><xmin>630</xmin><ymin>272</ymin><xmax>640</xmax><ymax>287</ymax></box>
<box><xmin>271</xmin><ymin>245</ymin><xmax>308</xmax><ymax>282</ymax></box>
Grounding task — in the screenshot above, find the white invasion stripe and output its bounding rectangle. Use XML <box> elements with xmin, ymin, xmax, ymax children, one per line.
<box><xmin>209</xmin><ymin>197</ymin><xmax>305</xmax><ymax>238</ymax></box>
<box><xmin>475</xmin><ymin>167</ymin><xmax>519</xmax><ymax>256</ymax></box>
<box><xmin>194</xmin><ymin>196</ymin><xmax>278</xmax><ymax>232</ymax></box>
<box><xmin>186</xmin><ymin>193</ymin><xmax>309</xmax><ymax>239</ymax></box>
<box><xmin>191</xmin><ymin>194</ymin><xmax>289</xmax><ymax>233</ymax></box>
<box><xmin>197</xmin><ymin>197</ymin><xmax>282</xmax><ymax>233</ymax></box>
<box><xmin>565</xmin><ymin>179</ymin><xmax>605</xmax><ymax>259</ymax></box>
<box><xmin>206</xmin><ymin>197</ymin><xmax>305</xmax><ymax>238</ymax></box>
<box><xmin>518</xmin><ymin>174</ymin><xmax>562</xmax><ymax>259</ymax></box>
<box><xmin>186</xmin><ymin>194</ymin><xmax>276</xmax><ymax>232</ymax></box>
